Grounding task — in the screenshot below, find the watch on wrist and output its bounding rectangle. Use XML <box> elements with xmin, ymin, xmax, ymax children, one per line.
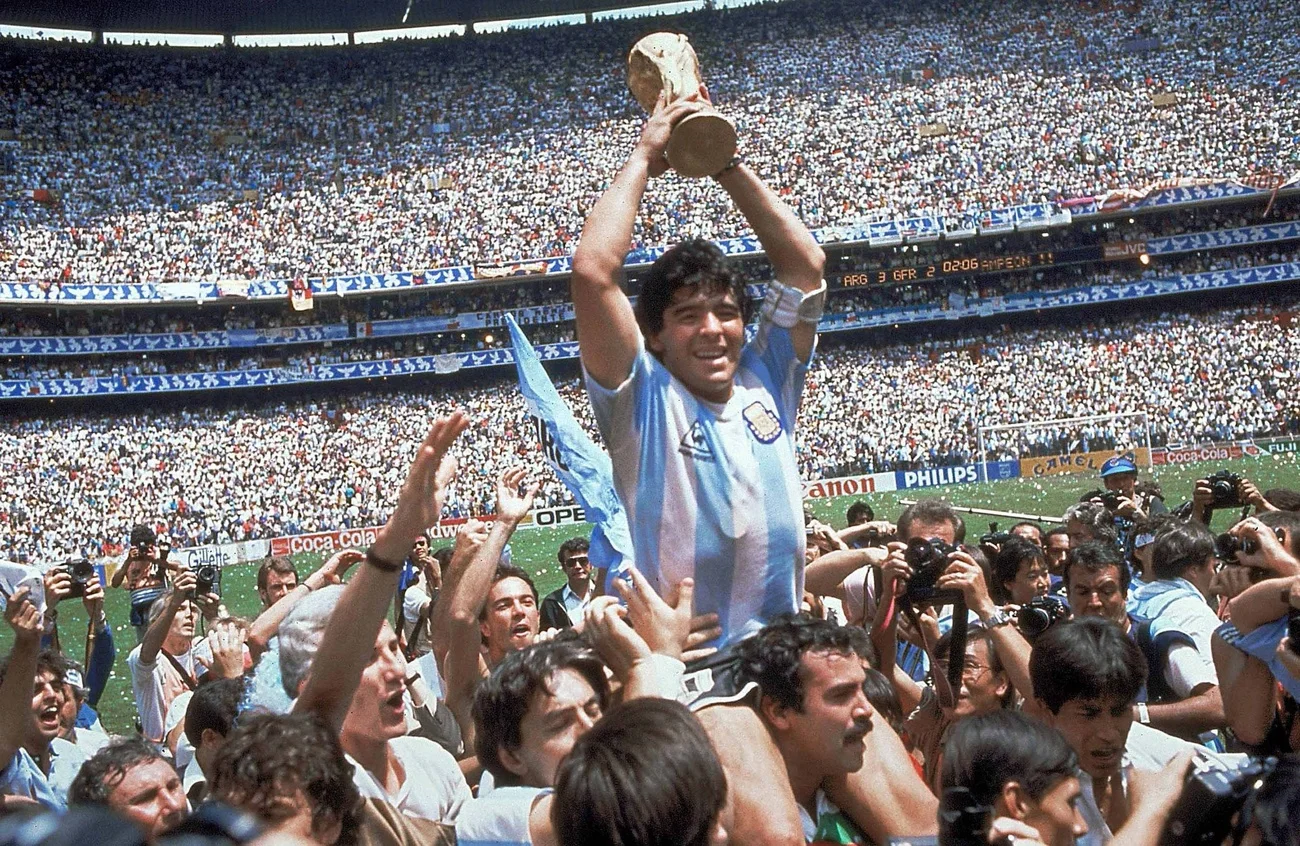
<box><xmin>980</xmin><ymin>608</ymin><xmax>1013</xmax><ymax>629</ymax></box>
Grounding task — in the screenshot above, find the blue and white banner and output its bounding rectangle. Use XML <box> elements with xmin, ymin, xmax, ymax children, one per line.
<box><xmin>2</xmin><ymin>178</ymin><xmax>1293</xmax><ymax>305</ymax></box>
<box><xmin>1148</xmin><ymin>220</ymin><xmax>1300</xmax><ymax>256</ymax></box>
<box><xmin>0</xmin><ymin>323</ymin><xmax>348</xmax><ymax>356</ymax></box>
<box><xmin>504</xmin><ymin>315</ymin><xmax>633</xmax><ymax>587</ymax></box>
<box><xmin>4</xmin><ymin>261</ymin><xmax>1298</xmax><ymax>400</ymax></box>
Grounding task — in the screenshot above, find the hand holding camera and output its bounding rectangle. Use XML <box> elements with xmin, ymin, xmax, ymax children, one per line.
<box><xmin>1222</xmin><ymin>517</ymin><xmax>1298</xmax><ymax>576</ymax></box>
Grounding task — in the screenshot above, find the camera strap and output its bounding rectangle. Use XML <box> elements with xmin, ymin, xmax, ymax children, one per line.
<box><xmin>898</xmin><ymin>591</ymin><xmax>967</xmax><ymax>710</ymax></box>
<box><xmin>163</xmin><ymin>650</ymin><xmax>198</xmax><ymax>692</ymax></box>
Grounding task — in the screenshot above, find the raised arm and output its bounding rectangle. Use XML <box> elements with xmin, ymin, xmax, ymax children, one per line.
<box><xmin>0</xmin><ymin>588</ymin><xmax>43</xmax><ymax>768</ymax></box>
<box><xmin>804</xmin><ymin>547</ymin><xmax>885</xmax><ymax>600</ymax></box>
<box><xmin>138</xmin><ymin>568</ymin><xmax>196</xmax><ymax>666</ymax></box>
<box><xmin>714</xmin><ymin>161</ymin><xmax>825</xmax><ymax>360</ymax></box>
<box><xmin>571</xmin><ymin>94</ymin><xmax>710</xmax><ymax>390</ymax></box>
<box><xmin>294</xmin><ymin>411</ymin><xmax>467</xmax><ymax>731</ymax></box>
<box><xmin>440</xmin><ymin>470</ymin><xmax>538</xmax><ymax>736</ymax></box>
<box><xmin>246</xmin><ymin>550</ymin><xmax>364</xmax><ymax>659</ymax></box>
<box><xmin>1227</xmin><ymin>574</ymin><xmax>1299</xmax><ymax>634</ymax></box>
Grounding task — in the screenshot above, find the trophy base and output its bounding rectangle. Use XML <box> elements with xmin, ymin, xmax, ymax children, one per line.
<box><xmin>666</xmin><ymin>112</ymin><xmax>738</xmax><ymax>179</ymax></box>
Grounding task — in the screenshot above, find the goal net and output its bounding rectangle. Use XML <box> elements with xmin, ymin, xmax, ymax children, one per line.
<box><xmin>977</xmin><ymin>411</ymin><xmax>1153</xmax><ymax>482</ymax></box>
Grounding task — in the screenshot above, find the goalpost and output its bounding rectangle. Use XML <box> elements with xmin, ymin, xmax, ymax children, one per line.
<box><xmin>976</xmin><ymin>411</ymin><xmax>1153</xmax><ymax>483</ymax></box>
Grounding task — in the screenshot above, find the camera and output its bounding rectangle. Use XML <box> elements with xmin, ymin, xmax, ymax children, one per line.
<box><xmin>904</xmin><ymin>537</ymin><xmax>958</xmax><ymax>603</ymax></box>
<box><xmin>1016</xmin><ymin>595</ymin><xmax>1069</xmax><ymax>640</ymax></box>
<box><xmin>1160</xmin><ymin>755</ymin><xmax>1276</xmax><ymax>845</ymax></box>
<box><xmin>979</xmin><ymin>522</ymin><xmax>1014</xmax><ymax>547</ymax></box>
<box><xmin>57</xmin><ymin>558</ymin><xmax>96</xmax><ymax>599</ymax></box>
<box><xmin>194</xmin><ymin>563</ymin><xmax>221</xmax><ymax>597</ymax></box>
<box><xmin>1080</xmin><ymin>489</ymin><xmax>1123</xmax><ymax>511</ymax></box>
<box><xmin>1214</xmin><ymin>526</ymin><xmax>1286</xmax><ymax>563</ymax></box>
<box><xmin>1205</xmin><ymin>470</ymin><xmax>1243</xmax><ymax>509</ymax></box>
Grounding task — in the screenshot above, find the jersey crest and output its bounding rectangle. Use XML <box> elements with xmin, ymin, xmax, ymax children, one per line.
<box><xmin>742</xmin><ymin>401</ymin><xmax>782</xmax><ymax>444</ymax></box>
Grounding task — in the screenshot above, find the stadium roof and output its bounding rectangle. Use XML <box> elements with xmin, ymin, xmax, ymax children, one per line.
<box><xmin>0</xmin><ymin>0</ymin><xmax>715</xmax><ymax>36</ymax></box>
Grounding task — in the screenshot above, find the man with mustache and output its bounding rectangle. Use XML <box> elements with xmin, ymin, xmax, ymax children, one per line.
<box><xmin>739</xmin><ymin>615</ymin><xmax>876</xmax><ymax>843</ymax></box>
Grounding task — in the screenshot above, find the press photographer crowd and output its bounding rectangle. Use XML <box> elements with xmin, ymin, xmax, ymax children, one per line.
<box><xmin>3</xmin><ymin>0</ymin><xmax>1300</xmax><ymax>841</ymax></box>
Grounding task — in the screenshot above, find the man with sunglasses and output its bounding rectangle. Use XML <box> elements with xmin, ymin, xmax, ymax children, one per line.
<box><xmin>539</xmin><ymin>538</ymin><xmax>592</xmax><ymax>632</ymax></box>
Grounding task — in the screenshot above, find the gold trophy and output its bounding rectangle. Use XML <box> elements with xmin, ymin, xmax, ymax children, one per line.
<box><xmin>627</xmin><ymin>32</ymin><xmax>737</xmax><ymax>179</ymax></box>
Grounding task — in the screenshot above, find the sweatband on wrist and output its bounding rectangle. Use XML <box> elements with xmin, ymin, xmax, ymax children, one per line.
<box><xmin>760</xmin><ymin>278</ymin><xmax>827</xmax><ymax>328</ymax></box>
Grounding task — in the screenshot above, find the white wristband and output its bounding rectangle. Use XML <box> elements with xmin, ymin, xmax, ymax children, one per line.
<box><xmin>1136</xmin><ymin>701</ymin><xmax>1151</xmax><ymax>725</ymax></box>
<box><xmin>760</xmin><ymin>279</ymin><xmax>827</xmax><ymax>329</ymax></box>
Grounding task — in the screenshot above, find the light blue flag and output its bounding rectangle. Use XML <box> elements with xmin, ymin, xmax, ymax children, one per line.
<box><xmin>505</xmin><ymin>315</ymin><xmax>633</xmax><ymax>589</ymax></box>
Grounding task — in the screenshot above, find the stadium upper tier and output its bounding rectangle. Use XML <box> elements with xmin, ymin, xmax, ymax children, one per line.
<box><xmin>3</xmin><ymin>291</ymin><xmax>1296</xmax><ymax>563</ymax></box>
<box><xmin>1</xmin><ymin>0</ymin><xmax>1296</xmax><ymax>287</ymax></box>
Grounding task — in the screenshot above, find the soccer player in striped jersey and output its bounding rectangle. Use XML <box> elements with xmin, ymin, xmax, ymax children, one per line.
<box><xmin>571</xmin><ymin>89</ymin><xmax>934</xmax><ymax>844</ymax></box>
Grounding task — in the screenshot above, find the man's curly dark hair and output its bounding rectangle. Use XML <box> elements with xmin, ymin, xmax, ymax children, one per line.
<box><xmin>635</xmin><ymin>238</ymin><xmax>750</xmax><ymax>338</ymax></box>
<box><xmin>69</xmin><ymin>736</ymin><xmax>167</xmax><ymax>805</ymax></box>
<box><xmin>737</xmin><ymin>613</ymin><xmax>871</xmax><ymax>712</ymax></box>
<box><xmin>208</xmin><ymin>712</ymin><xmax>360</xmax><ymax>846</ymax></box>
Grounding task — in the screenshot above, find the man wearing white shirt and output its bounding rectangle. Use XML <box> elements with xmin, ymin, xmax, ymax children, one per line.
<box><xmin>539</xmin><ymin>538</ymin><xmax>592</xmax><ymax>631</ymax></box>
<box><xmin>1030</xmin><ymin>618</ymin><xmax>1207</xmax><ymax>846</ymax></box>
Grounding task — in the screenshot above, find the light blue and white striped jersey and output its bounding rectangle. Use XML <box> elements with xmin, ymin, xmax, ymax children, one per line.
<box><xmin>586</xmin><ymin>319</ymin><xmax>808</xmax><ymax>649</ymax></box>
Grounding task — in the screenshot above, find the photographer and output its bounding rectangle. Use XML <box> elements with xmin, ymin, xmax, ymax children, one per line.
<box><xmin>41</xmin><ymin>563</ymin><xmax>114</xmax><ymax>715</ymax></box>
<box><xmin>991</xmin><ymin>538</ymin><xmax>1051</xmax><ymax>607</ymax></box>
<box><xmin>1095</xmin><ymin>457</ymin><xmax>1167</xmax><ymax>524</ymax></box>
<box><xmin>875</xmin><ymin>539</ymin><xmax>1035</xmax><ymax>789</ymax></box>
<box><xmin>110</xmin><ymin>524</ymin><xmax>176</xmax><ymax>643</ymax></box>
<box><xmin>127</xmin><ymin>569</ymin><xmax>222</xmax><ymax>746</ymax></box>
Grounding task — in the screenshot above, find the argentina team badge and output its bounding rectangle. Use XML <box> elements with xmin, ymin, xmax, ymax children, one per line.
<box><xmin>742</xmin><ymin>402</ymin><xmax>782</xmax><ymax>444</ymax></box>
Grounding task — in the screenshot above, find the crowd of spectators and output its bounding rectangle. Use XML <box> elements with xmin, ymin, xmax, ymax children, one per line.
<box><xmin>1</xmin><ymin>286</ymin><xmax>1295</xmax><ymax>564</ymax></box>
<box><xmin>4</xmin><ymin>238</ymin><xmax>1297</xmax><ymax>383</ymax></box>
<box><xmin>1</xmin><ymin>0</ymin><xmax>1297</xmax><ymax>285</ymax></box>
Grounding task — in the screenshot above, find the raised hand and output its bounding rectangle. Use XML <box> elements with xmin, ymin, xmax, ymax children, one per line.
<box><xmin>305</xmin><ymin>549</ymin><xmax>366</xmax><ymax>591</ymax></box>
<box><xmin>4</xmin><ymin>587</ymin><xmax>42</xmax><ymax>643</ymax></box>
<box><xmin>374</xmin><ymin>410</ymin><xmax>470</xmax><ymax>563</ymax></box>
<box><xmin>615</xmin><ymin>568</ymin><xmax>695</xmax><ymax>662</ymax></box>
<box><xmin>636</xmin><ymin>91</ymin><xmax>709</xmax><ymax>178</ymax></box>
<box><xmin>494</xmin><ymin>466</ymin><xmax>540</xmax><ymax>525</ymax></box>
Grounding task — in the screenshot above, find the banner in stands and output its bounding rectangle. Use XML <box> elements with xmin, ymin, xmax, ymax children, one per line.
<box><xmin>1262</xmin><ymin>438</ymin><xmax>1300</xmax><ymax>455</ymax></box>
<box><xmin>894</xmin><ymin>461</ymin><xmax>1020</xmax><ymax>490</ymax></box>
<box><xmin>268</xmin><ymin>519</ymin><xmax>470</xmax><ymax>557</ymax></box>
<box><xmin>802</xmin><ymin>472</ymin><xmax>898</xmax><ymax>500</ymax></box>
<box><xmin>9</xmin><ymin>259</ymin><xmax>1300</xmax><ymax>400</ymax></box>
<box><xmin>2</xmin><ymin>179</ymin><xmax>1294</xmax><ymax>306</ymax></box>
<box><xmin>1151</xmin><ymin>442</ymin><xmax>1263</xmax><ymax>466</ymax></box>
<box><xmin>171</xmin><ymin>540</ymin><xmax>271</xmax><ymax>570</ymax></box>
<box><xmin>1020</xmin><ymin>448</ymin><xmax>1152</xmax><ymax>478</ymax></box>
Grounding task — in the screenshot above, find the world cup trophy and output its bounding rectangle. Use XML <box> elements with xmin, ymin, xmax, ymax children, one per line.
<box><xmin>627</xmin><ymin>32</ymin><xmax>737</xmax><ymax>179</ymax></box>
